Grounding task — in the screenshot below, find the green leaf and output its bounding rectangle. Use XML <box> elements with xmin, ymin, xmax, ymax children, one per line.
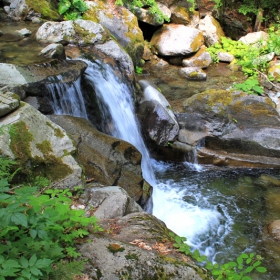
<box><xmin>29</xmin><ymin>229</ymin><xmax>37</xmax><ymax>239</ymax></box>
<box><xmin>19</xmin><ymin>256</ymin><xmax>29</xmax><ymax>268</ymax></box>
<box><xmin>35</xmin><ymin>258</ymin><xmax>53</xmax><ymax>269</ymax></box>
<box><xmin>29</xmin><ymin>255</ymin><xmax>37</xmax><ymax>267</ymax></box>
<box><xmin>256</xmin><ymin>266</ymin><xmax>267</xmax><ymax>273</ymax></box>
<box><xmin>58</xmin><ymin>0</ymin><xmax>71</xmax><ymax>15</ymax></box>
<box><xmin>241</xmin><ymin>276</ymin><xmax>252</xmax><ymax>280</ymax></box>
<box><xmin>30</xmin><ymin>266</ymin><xmax>43</xmax><ymax>276</ymax></box>
<box><xmin>11</xmin><ymin>213</ymin><xmax>28</xmax><ymax>227</ymax></box>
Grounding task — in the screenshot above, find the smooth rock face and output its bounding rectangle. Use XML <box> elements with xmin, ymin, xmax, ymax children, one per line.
<box><xmin>238</xmin><ymin>31</ymin><xmax>269</xmax><ymax>45</ymax></box>
<box><xmin>36</xmin><ymin>20</ymin><xmax>110</xmax><ymax>45</ymax></box>
<box><xmin>137</xmin><ymin>80</ymin><xmax>179</xmax><ymax>146</ymax></box>
<box><xmin>197</xmin><ymin>14</ymin><xmax>225</xmax><ymax>46</ymax></box>
<box><xmin>0</xmin><ymin>102</ymin><xmax>82</xmax><ymax>187</ymax></box>
<box><xmin>48</xmin><ymin>115</ymin><xmax>146</xmax><ymax>203</ymax></box>
<box><xmin>180</xmin><ymin>89</ymin><xmax>280</xmax><ymax>167</ymax></box>
<box><xmin>151</xmin><ymin>24</ymin><xmax>204</xmax><ymax>56</ymax></box>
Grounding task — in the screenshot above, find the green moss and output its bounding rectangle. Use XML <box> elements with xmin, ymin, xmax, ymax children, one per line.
<box><xmin>9</xmin><ymin>121</ymin><xmax>33</xmax><ymax>163</ymax></box>
<box><xmin>107</xmin><ymin>243</ymin><xmax>125</xmax><ymax>254</ymax></box>
<box><xmin>125</xmin><ymin>253</ymin><xmax>139</xmax><ymax>261</ymax></box>
<box><xmin>26</xmin><ymin>0</ymin><xmax>60</xmax><ymax>20</ymax></box>
<box><xmin>36</xmin><ymin>140</ymin><xmax>53</xmax><ymax>155</ymax></box>
<box><xmin>46</xmin><ymin>121</ymin><xmax>64</xmax><ymax>138</ymax></box>
<box><xmin>190</xmin><ymin>32</ymin><xmax>204</xmax><ymax>52</ymax></box>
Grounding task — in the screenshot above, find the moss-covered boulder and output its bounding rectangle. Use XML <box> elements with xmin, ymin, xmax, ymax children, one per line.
<box><xmin>0</xmin><ymin>102</ymin><xmax>83</xmax><ymax>187</ymax></box>
<box><xmin>25</xmin><ymin>0</ymin><xmax>60</xmax><ymax>20</ymax></box>
<box><xmin>178</xmin><ymin>89</ymin><xmax>280</xmax><ymax>167</ymax></box>
<box><xmin>83</xmin><ymin>0</ymin><xmax>144</xmax><ymax>66</ymax></box>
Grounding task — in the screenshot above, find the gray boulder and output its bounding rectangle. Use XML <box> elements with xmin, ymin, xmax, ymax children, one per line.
<box><xmin>39</xmin><ymin>43</ymin><xmax>66</xmax><ymax>60</ymax></box>
<box><xmin>47</xmin><ymin>115</ymin><xmax>149</xmax><ymax>204</ymax></box>
<box><xmin>0</xmin><ymin>91</ymin><xmax>20</xmax><ymax>117</ymax></box>
<box><xmin>0</xmin><ymin>102</ymin><xmax>83</xmax><ymax>188</ymax></box>
<box><xmin>137</xmin><ymin>80</ymin><xmax>179</xmax><ymax>146</ymax></box>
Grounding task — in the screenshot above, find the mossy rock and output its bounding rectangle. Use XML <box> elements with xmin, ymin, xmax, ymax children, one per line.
<box><xmin>26</xmin><ymin>0</ymin><xmax>60</xmax><ymax>20</ymax></box>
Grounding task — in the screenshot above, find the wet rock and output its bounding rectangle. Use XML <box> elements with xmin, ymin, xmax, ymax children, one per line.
<box><xmin>0</xmin><ymin>102</ymin><xmax>82</xmax><ymax>188</ymax></box>
<box><xmin>137</xmin><ymin>80</ymin><xmax>179</xmax><ymax>146</ymax></box>
<box><xmin>151</xmin><ymin>24</ymin><xmax>204</xmax><ymax>56</ymax></box>
<box><xmin>0</xmin><ymin>91</ymin><xmax>20</xmax><ymax>117</ymax></box>
<box><xmin>179</xmin><ymin>67</ymin><xmax>207</xmax><ymax>80</ymax></box>
<box><xmin>197</xmin><ymin>14</ymin><xmax>225</xmax><ymax>46</ymax></box>
<box><xmin>182</xmin><ymin>46</ymin><xmax>212</xmax><ymax>68</ymax></box>
<box><xmin>39</xmin><ymin>43</ymin><xmax>66</xmax><ymax>60</ymax></box>
<box><xmin>36</xmin><ymin>20</ymin><xmax>110</xmax><ymax>46</ymax></box>
<box><xmin>47</xmin><ymin>115</ymin><xmax>147</xmax><ymax>204</ymax></box>
<box><xmin>0</xmin><ymin>30</ymin><xmax>3</xmax><ymax>36</ymax></box>
<box><xmin>181</xmin><ymin>89</ymin><xmax>280</xmax><ymax>167</ymax></box>
<box><xmin>267</xmin><ymin>220</ymin><xmax>280</xmax><ymax>242</ymax></box>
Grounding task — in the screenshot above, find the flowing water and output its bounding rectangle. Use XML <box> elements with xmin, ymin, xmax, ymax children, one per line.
<box><xmin>47</xmin><ymin>60</ymin><xmax>280</xmax><ymax>279</ymax></box>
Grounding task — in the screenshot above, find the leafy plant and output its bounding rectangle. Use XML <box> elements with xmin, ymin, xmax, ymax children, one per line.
<box><xmin>58</xmin><ymin>0</ymin><xmax>88</xmax><ymax>20</ymax></box>
<box><xmin>135</xmin><ymin>66</ymin><xmax>143</xmax><ymax>74</ymax></box>
<box><xmin>169</xmin><ymin>232</ymin><xmax>267</xmax><ymax>280</ymax></box>
<box><xmin>233</xmin><ymin>76</ymin><xmax>264</xmax><ymax>95</ymax></box>
<box><xmin>0</xmin><ymin>158</ymin><xmax>103</xmax><ymax>279</ymax></box>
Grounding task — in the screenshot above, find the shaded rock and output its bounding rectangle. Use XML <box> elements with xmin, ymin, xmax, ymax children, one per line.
<box><xmin>137</xmin><ymin>80</ymin><xmax>179</xmax><ymax>146</ymax></box>
<box><xmin>182</xmin><ymin>46</ymin><xmax>212</xmax><ymax>68</ymax></box>
<box><xmin>47</xmin><ymin>115</ymin><xmax>147</xmax><ymax>204</ymax></box>
<box><xmin>170</xmin><ymin>5</ymin><xmax>190</xmax><ymax>25</ymax></box>
<box><xmin>0</xmin><ymin>102</ymin><xmax>82</xmax><ymax>187</ymax></box>
<box><xmin>197</xmin><ymin>14</ymin><xmax>225</xmax><ymax>46</ymax></box>
<box><xmin>133</xmin><ymin>3</ymin><xmax>171</xmax><ymax>26</ymax></box>
<box><xmin>39</xmin><ymin>43</ymin><xmax>66</xmax><ymax>60</ymax></box>
<box><xmin>217</xmin><ymin>51</ymin><xmax>234</xmax><ymax>63</ymax></box>
<box><xmin>181</xmin><ymin>89</ymin><xmax>280</xmax><ymax>167</ymax></box>
<box><xmin>142</xmin><ymin>43</ymin><xmax>153</xmax><ymax>61</ymax></box>
<box><xmin>84</xmin><ymin>0</ymin><xmax>144</xmax><ymax>66</ymax></box>
<box><xmin>36</xmin><ymin>20</ymin><xmax>110</xmax><ymax>46</ymax></box>
<box><xmin>238</xmin><ymin>31</ymin><xmax>269</xmax><ymax>45</ymax></box>
<box><xmin>179</xmin><ymin>67</ymin><xmax>207</xmax><ymax>80</ymax></box>
<box><xmin>151</xmin><ymin>24</ymin><xmax>204</xmax><ymax>56</ymax></box>
<box><xmin>0</xmin><ymin>91</ymin><xmax>20</xmax><ymax>117</ymax></box>
<box><xmin>85</xmin><ymin>186</ymin><xmax>143</xmax><ymax>219</ymax></box>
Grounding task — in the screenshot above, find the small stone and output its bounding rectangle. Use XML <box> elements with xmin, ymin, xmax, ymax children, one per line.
<box><xmin>14</xmin><ymin>28</ymin><xmax>32</xmax><ymax>37</ymax></box>
<box><xmin>217</xmin><ymin>51</ymin><xmax>234</xmax><ymax>63</ymax></box>
<box><xmin>179</xmin><ymin>67</ymin><xmax>207</xmax><ymax>81</ymax></box>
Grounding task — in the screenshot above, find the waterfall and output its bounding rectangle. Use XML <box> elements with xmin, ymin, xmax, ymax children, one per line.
<box><xmin>46</xmin><ymin>76</ymin><xmax>88</xmax><ymax>120</ymax></box>
<box><xmin>83</xmin><ymin>60</ymin><xmax>156</xmax><ymax>187</ymax></box>
<box><xmin>47</xmin><ymin>59</ymin><xmax>231</xmax><ymax>261</ymax></box>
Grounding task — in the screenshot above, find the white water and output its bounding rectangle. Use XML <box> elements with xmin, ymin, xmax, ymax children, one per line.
<box><xmin>46</xmin><ymin>76</ymin><xmax>88</xmax><ymax>120</ymax></box>
<box><xmin>49</xmin><ymin>59</ymin><xmax>232</xmax><ymax>260</ymax></box>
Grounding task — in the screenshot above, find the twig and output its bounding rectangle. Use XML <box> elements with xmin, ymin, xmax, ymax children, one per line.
<box><xmin>254</xmin><ymin>68</ymin><xmax>280</xmax><ymax>91</ymax></box>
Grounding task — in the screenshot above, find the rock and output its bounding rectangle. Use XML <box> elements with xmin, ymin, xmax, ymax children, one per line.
<box><xmin>0</xmin><ymin>30</ymin><xmax>3</xmax><ymax>36</ymax></box>
<box><xmin>267</xmin><ymin>220</ymin><xmax>280</xmax><ymax>242</ymax></box>
<box><xmin>0</xmin><ymin>91</ymin><xmax>20</xmax><ymax>117</ymax></box>
<box><xmin>151</xmin><ymin>24</ymin><xmax>204</xmax><ymax>56</ymax></box>
<box><xmin>142</xmin><ymin>43</ymin><xmax>153</xmax><ymax>61</ymax></box>
<box><xmin>47</xmin><ymin>115</ymin><xmax>148</xmax><ymax>204</ymax></box>
<box><xmin>36</xmin><ymin>20</ymin><xmax>110</xmax><ymax>46</ymax></box>
<box><xmin>238</xmin><ymin>31</ymin><xmax>269</xmax><ymax>46</ymax></box>
<box><xmin>137</xmin><ymin>80</ymin><xmax>179</xmax><ymax>146</ymax></box>
<box><xmin>170</xmin><ymin>5</ymin><xmax>190</xmax><ymax>25</ymax></box>
<box><xmin>14</xmin><ymin>28</ymin><xmax>31</xmax><ymax>36</ymax></box>
<box><xmin>197</xmin><ymin>14</ymin><xmax>225</xmax><ymax>46</ymax></box>
<box><xmin>253</xmin><ymin>52</ymin><xmax>275</xmax><ymax>66</ymax></box>
<box><xmin>93</xmin><ymin>40</ymin><xmax>134</xmax><ymax>82</ymax></box>
<box><xmin>182</xmin><ymin>46</ymin><xmax>212</xmax><ymax>68</ymax></box>
<box><xmin>180</xmin><ymin>89</ymin><xmax>280</xmax><ymax>167</ymax></box>
<box><xmin>179</xmin><ymin>67</ymin><xmax>207</xmax><ymax>80</ymax></box>
<box><xmin>86</xmin><ymin>186</ymin><xmax>143</xmax><ymax>219</ymax></box>
<box><xmin>268</xmin><ymin>61</ymin><xmax>280</xmax><ymax>81</ymax></box>
<box><xmin>39</xmin><ymin>43</ymin><xmax>66</xmax><ymax>60</ymax></box>
<box><xmin>84</xmin><ymin>0</ymin><xmax>144</xmax><ymax>66</ymax></box>
<box><xmin>0</xmin><ymin>102</ymin><xmax>82</xmax><ymax>188</ymax></box>
<box><xmin>0</xmin><ymin>63</ymin><xmax>28</xmax><ymax>86</ymax></box>
<box><xmin>217</xmin><ymin>51</ymin><xmax>234</xmax><ymax>63</ymax></box>
<box><xmin>78</xmin><ymin>212</ymin><xmax>209</xmax><ymax>280</ymax></box>
<box><xmin>133</xmin><ymin>3</ymin><xmax>171</xmax><ymax>26</ymax></box>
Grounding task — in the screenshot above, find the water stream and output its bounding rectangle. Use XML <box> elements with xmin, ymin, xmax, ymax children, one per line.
<box><xmin>47</xmin><ymin>60</ymin><xmax>280</xmax><ymax>279</ymax></box>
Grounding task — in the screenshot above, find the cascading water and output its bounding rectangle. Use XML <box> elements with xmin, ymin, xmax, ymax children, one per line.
<box><xmin>46</xmin><ymin>59</ymin><xmax>280</xmax><ymax>279</ymax></box>
<box><xmin>46</xmin><ymin>76</ymin><xmax>88</xmax><ymax>120</ymax></box>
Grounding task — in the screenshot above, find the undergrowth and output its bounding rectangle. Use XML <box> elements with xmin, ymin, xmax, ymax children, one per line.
<box><xmin>0</xmin><ymin>157</ymin><xmax>103</xmax><ymax>280</ymax></box>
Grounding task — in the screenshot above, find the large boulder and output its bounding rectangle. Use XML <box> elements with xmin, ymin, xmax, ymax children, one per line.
<box><xmin>47</xmin><ymin>115</ymin><xmax>148</xmax><ymax>204</ymax></box>
<box><xmin>0</xmin><ymin>102</ymin><xmax>83</xmax><ymax>187</ymax></box>
<box><xmin>79</xmin><ymin>212</ymin><xmax>210</xmax><ymax>280</ymax></box>
<box><xmin>238</xmin><ymin>31</ymin><xmax>269</xmax><ymax>46</ymax></box>
<box><xmin>197</xmin><ymin>14</ymin><xmax>225</xmax><ymax>46</ymax></box>
<box><xmin>150</xmin><ymin>24</ymin><xmax>204</xmax><ymax>56</ymax></box>
<box><xmin>83</xmin><ymin>1</ymin><xmax>144</xmax><ymax>66</ymax></box>
<box><xmin>137</xmin><ymin>80</ymin><xmax>179</xmax><ymax>146</ymax></box>
<box><xmin>179</xmin><ymin>89</ymin><xmax>280</xmax><ymax>167</ymax></box>
<box><xmin>36</xmin><ymin>20</ymin><xmax>111</xmax><ymax>45</ymax></box>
